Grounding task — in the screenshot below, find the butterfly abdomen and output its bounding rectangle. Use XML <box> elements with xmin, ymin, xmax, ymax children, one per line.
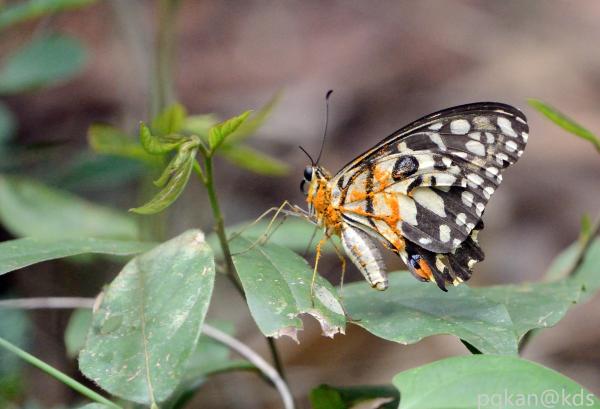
<box><xmin>341</xmin><ymin>225</ymin><xmax>388</xmax><ymax>290</ymax></box>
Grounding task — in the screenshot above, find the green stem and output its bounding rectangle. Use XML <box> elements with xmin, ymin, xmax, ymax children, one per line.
<box><xmin>152</xmin><ymin>0</ymin><xmax>181</xmax><ymax>117</ymax></box>
<box><xmin>196</xmin><ymin>154</ymin><xmax>289</xmax><ymax>382</ymax></box>
<box><xmin>0</xmin><ymin>336</ymin><xmax>121</xmax><ymax>409</ymax></box>
<box><xmin>201</xmin><ymin>154</ymin><xmax>243</xmax><ymax>294</ymax></box>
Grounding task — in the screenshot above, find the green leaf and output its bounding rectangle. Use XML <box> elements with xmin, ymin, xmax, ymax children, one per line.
<box><xmin>529</xmin><ymin>99</ymin><xmax>600</xmax><ymax>152</ymax></box>
<box><xmin>151</xmin><ymin>103</ymin><xmax>187</xmax><ymax>136</ymax></box>
<box><xmin>393</xmin><ymin>355</ymin><xmax>600</xmax><ymax>409</ymax></box>
<box><xmin>75</xmin><ymin>404</ymin><xmax>111</xmax><ymax>409</ymax></box>
<box><xmin>130</xmin><ymin>148</ymin><xmax>196</xmax><ymax>214</ymax></box>
<box><xmin>0</xmin><ymin>237</ymin><xmax>154</xmax><ymax>276</ymax></box>
<box><xmin>344</xmin><ymin>273</ymin><xmax>581</xmax><ymax>355</ymax></box>
<box><xmin>88</xmin><ymin>124</ymin><xmax>160</xmax><ymax>166</ymax></box>
<box><xmin>0</xmin><ymin>0</ymin><xmax>97</xmax><ymax>31</ymax></box>
<box><xmin>0</xmin><ymin>175</ymin><xmax>139</xmax><ymax>239</ymax></box>
<box><xmin>0</xmin><ymin>34</ymin><xmax>87</xmax><ymax>94</ymax></box>
<box><xmin>580</xmin><ymin>213</ymin><xmax>592</xmax><ymax>242</ymax></box>
<box><xmin>140</xmin><ymin>122</ymin><xmax>181</xmax><ymax>155</ymax></box>
<box><xmin>230</xmin><ymin>236</ymin><xmax>345</xmax><ymax>340</ymax></box>
<box><xmin>226</xmin><ymin>91</ymin><xmax>281</xmax><ymax>144</ymax></box>
<box><xmin>64</xmin><ymin>309</ymin><xmax>93</xmax><ymax>359</ymax></box>
<box><xmin>183</xmin><ymin>114</ymin><xmax>218</xmax><ymax>138</ymax></box>
<box><xmin>310</xmin><ymin>384</ymin><xmax>399</xmax><ymax>409</ymax></box>
<box><xmin>0</xmin><ymin>102</ymin><xmax>16</xmax><ymax>144</ymax></box>
<box><xmin>208</xmin><ymin>111</ymin><xmax>251</xmax><ymax>151</ymax></box>
<box><xmin>79</xmin><ymin>230</ymin><xmax>215</xmax><ymax>405</ymax></box>
<box><xmin>219</xmin><ymin>144</ymin><xmax>289</xmax><ymax>176</ymax></box>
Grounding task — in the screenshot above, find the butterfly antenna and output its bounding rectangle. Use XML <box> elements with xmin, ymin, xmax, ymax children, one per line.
<box><xmin>315</xmin><ymin>89</ymin><xmax>333</xmax><ymax>165</ymax></box>
<box><xmin>298</xmin><ymin>145</ymin><xmax>315</xmax><ymax>166</ymax></box>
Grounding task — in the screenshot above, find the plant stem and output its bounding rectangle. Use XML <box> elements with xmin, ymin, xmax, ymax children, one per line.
<box><xmin>196</xmin><ymin>155</ymin><xmax>289</xmax><ymax>383</ymax></box>
<box><xmin>152</xmin><ymin>0</ymin><xmax>181</xmax><ymax>118</ymax></box>
<box><xmin>0</xmin><ymin>336</ymin><xmax>121</xmax><ymax>409</ymax></box>
<box><xmin>201</xmin><ymin>155</ymin><xmax>243</xmax><ymax>294</ymax></box>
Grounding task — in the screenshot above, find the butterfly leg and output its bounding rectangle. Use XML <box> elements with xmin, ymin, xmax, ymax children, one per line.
<box><xmin>231</xmin><ymin>200</ymin><xmax>311</xmax><ymax>255</ymax></box>
<box><xmin>310</xmin><ymin>233</ymin><xmax>330</xmax><ymax>307</ymax></box>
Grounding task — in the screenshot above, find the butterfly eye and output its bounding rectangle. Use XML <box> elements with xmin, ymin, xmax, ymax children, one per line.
<box><xmin>303</xmin><ymin>166</ymin><xmax>313</xmax><ymax>180</ymax></box>
<box><xmin>300</xmin><ymin>179</ymin><xmax>308</xmax><ymax>195</ymax></box>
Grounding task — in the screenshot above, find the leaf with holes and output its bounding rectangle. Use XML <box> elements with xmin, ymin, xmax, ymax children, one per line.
<box><xmin>230</xmin><ymin>236</ymin><xmax>345</xmax><ymax>341</ymax></box>
<box><xmin>79</xmin><ymin>230</ymin><xmax>215</xmax><ymax>405</ymax></box>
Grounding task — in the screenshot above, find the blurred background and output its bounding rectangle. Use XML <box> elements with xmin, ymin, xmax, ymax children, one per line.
<box><xmin>1</xmin><ymin>0</ymin><xmax>599</xmax><ymax>408</ymax></box>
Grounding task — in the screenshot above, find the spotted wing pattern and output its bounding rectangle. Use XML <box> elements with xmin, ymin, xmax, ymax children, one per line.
<box><xmin>330</xmin><ymin>102</ymin><xmax>528</xmax><ymax>290</ymax></box>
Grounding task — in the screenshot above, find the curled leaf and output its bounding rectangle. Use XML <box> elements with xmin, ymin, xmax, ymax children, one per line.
<box><xmin>139</xmin><ymin>122</ymin><xmax>182</xmax><ymax>155</ymax></box>
<box><xmin>151</xmin><ymin>103</ymin><xmax>187</xmax><ymax>136</ymax></box>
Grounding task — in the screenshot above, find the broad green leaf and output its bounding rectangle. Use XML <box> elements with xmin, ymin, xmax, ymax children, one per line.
<box><xmin>130</xmin><ymin>148</ymin><xmax>196</xmax><ymax>214</ymax></box>
<box><xmin>0</xmin><ymin>175</ymin><xmax>139</xmax><ymax>239</ymax></box>
<box><xmin>140</xmin><ymin>122</ymin><xmax>181</xmax><ymax>155</ymax></box>
<box><xmin>219</xmin><ymin>144</ymin><xmax>289</xmax><ymax>176</ymax></box>
<box><xmin>0</xmin><ymin>0</ymin><xmax>96</xmax><ymax>30</ymax></box>
<box><xmin>88</xmin><ymin>124</ymin><xmax>160</xmax><ymax>166</ymax></box>
<box><xmin>477</xmin><ymin>280</ymin><xmax>581</xmax><ymax>340</ymax></box>
<box><xmin>208</xmin><ymin>111</ymin><xmax>251</xmax><ymax>151</ymax></box>
<box><xmin>344</xmin><ymin>273</ymin><xmax>582</xmax><ymax>355</ymax></box>
<box><xmin>151</xmin><ymin>103</ymin><xmax>187</xmax><ymax>136</ymax></box>
<box><xmin>0</xmin><ymin>102</ymin><xmax>16</xmax><ymax>144</ymax></box>
<box><xmin>310</xmin><ymin>384</ymin><xmax>398</xmax><ymax>409</ymax></box>
<box><xmin>0</xmin><ymin>237</ymin><xmax>154</xmax><ymax>276</ymax></box>
<box><xmin>226</xmin><ymin>91</ymin><xmax>281</xmax><ymax>144</ymax></box>
<box><xmin>79</xmin><ymin>230</ymin><xmax>215</xmax><ymax>405</ymax></box>
<box><xmin>230</xmin><ymin>236</ymin><xmax>345</xmax><ymax>340</ymax></box>
<box><xmin>529</xmin><ymin>99</ymin><xmax>600</xmax><ymax>152</ymax></box>
<box><xmin>393</xmin><ymin>355</ymin><xmax>600</xmax><ymax>409</ymax></box>
<box><xmin>183</xmin><ymin>114</ymin><xmax>218</xmax><ymax>138</ymax></box>
<box><xmin>64</xmin><ymin>309</ymin><xmax>93</xmax><ymax>358</ymax></box>
<box><xmin>0</xmin><ymin>34</ymin><xmax>86</xmax><ymax>94</ymax></box>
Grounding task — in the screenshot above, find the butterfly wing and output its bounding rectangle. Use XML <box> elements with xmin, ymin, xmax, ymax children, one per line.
<box><xmin>330</xmin><ymin>102</ymin><xmax>528</xmax><ymax>289</ymax></box>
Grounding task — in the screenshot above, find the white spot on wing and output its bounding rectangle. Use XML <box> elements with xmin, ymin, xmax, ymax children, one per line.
<box><xmin>398</xmin><ymin>195</ymin><xmax>418</xmax><ymax>225</ymax></box>
<box><xmin>467</xmin><ymin>173</ymin><xmax>484</xmax><ymax>186</ymax></box>
<box><xmin>486</xmin><ymin>167</ymin><xmax>499</xmax><ymax>177</ymax></box>
<box><xmin>439</xmin><ymin>224</ymin><xmax>451</xmax><ymax>242</ymax></box>
<box><xmin>468</xmin><ymin>132</ymin><xmax>481</xmax><ymax>141</ymax></box>
<box><xmin>521</xmin><ymin>132</ymin><xmax>528</xmax><ymax>142</ymax></box>
<box><xmin>456</xmin><ymin>213</ymin><xmax>467</xmax><ymax>226</ymax></box>
<box><xmin>419</xmin><ymin>237</ymin><xmax>432</xmax><ymax>245</ymax></box>
<box><xmin>466</xmin><ymin>140</ymin><xmax>486</xmax><ymax>156</ymax></box>
<box><xmin>497</xmin><ymin>117</ymin><xmax>517</xmax><ymax>137</ymax></box>
<box><xmin>429</xmin><ymin>133</ymin><xmax>446</xmax><ymax>151</ymax></box>
<box><xmin>506</xmin><ymin>140</ymin><xmax>518</xmax><ymax>152</ymax></box>
<box><xmin>429</xmin><ymin>122</ymin><xmax>443</xmax><ymax>130</ymax></box>
<box><xmin>476</xmin><ymin>202</ymin><xmax>485</xmax><ymax>216</ymax></box>
<box><xmin>462</xmin><ymin>191</ymin><xmax>474</xmax><ymax>207</ymax></box>
<box><xmin>450</xmin><ymin>119</ymin><xmax>470</xmax><ymax>135</ymax></box>
<box><xmin>485</xmin><ymin>132</ymin><xmax>495</xmax><ymax>143</ymax></box>
<box><xmin>412</xmin><ymin>188</ymin><xmax>446</xmax><ymax>217</ymax></box>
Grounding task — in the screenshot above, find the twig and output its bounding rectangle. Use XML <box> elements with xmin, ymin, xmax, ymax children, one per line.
<box><xmin>0</xmin><ymin>334</ymin><xmax>121</xmax><ymax>408</ymax></box>
<box><xmin>0</xmin><ymin>297</ymin><xmax>94</xmax><ymax>309</ymax></box>
<box><xmin>0</xmin><ymin>297</ymin><xmax>295</xmax><ymax>409</ymax></box>
<box><xmin>201</xmin><ymin>325</ymin><xmax>295</xmax><ymax>409</ymax></box>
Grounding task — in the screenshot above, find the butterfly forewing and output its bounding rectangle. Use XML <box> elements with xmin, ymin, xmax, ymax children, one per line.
<box><xmin>329</xmin><ymin>102</ymin><xmax>528</xmax><ymax>288</ymax></box>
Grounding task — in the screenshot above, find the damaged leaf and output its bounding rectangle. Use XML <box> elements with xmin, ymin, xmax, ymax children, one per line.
<box><xmin>79</xmin><ymin>230</ymin><xmax>215</xmax><ymax>404</ymax></box>
<box><xmin>230</xmin><ymin>236</ymin><xmax>345</xmax><ymax>341</ymax></box>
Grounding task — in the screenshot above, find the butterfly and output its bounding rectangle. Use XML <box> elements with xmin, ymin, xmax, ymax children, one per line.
<box><xmin>300</xmin><ymin>101</ymin><xmax>528</xmax><ymax>292</ymax></box>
